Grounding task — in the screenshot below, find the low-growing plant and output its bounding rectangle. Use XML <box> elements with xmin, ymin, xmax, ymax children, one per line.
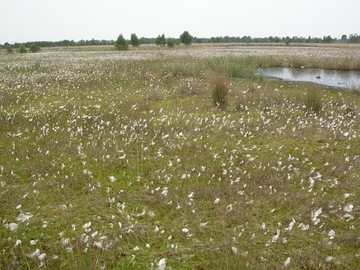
<box><xmin>114</xmin><ymin>34</ymin><xmax>128</xmax><ymax>51</ymax></box>
<box><xmin>167</xmin><ymin>38</ymin><xmax>175</xmax><ymax>48</ymax></box>
<box><xmin>180</xmin><ymin>30</ymin><xmax>192</xmax><ymax>46</ymax></box>
<box><xmin>304</xmin><ymin>89</ymin><xmax>322</xmax><ymax>114</ymax></box>
<box><xmin>155</xmin><ymin>34</ymin><xmax>166</xmax><ymax>46</ymax></box>
<box><xmin>18</xmin><ymin>44</ymin><xmax>26</xmax><ymax>54</ymax></box>
<box><xmin>211</xmin><ymin>75</ymin><xmax>229</xmax><ymax>109</ymax></box>
<box><xmin>29</xmin><ymin>44</ymin><xmax>40</xmax><ymax>53</ymax></box>
<box><xmin>130</xmin><ymin>33</ymin><xmax>140</xmax><ymax>47</ymax></box>
<box><xmin>6</xmin><ymin>46</ymin><xmax>13</xmax><ymax>53</ymax></box>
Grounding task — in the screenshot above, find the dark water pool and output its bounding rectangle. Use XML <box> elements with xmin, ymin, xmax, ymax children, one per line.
<box><xmin>258</xmin><ymin>67</ymin><xmax>360</xmax><ymax>90</ymax></box>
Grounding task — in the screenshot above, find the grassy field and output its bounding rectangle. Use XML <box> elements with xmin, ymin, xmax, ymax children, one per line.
<box><xmin>1</xmin><ymin>44</ymin><xmax>360</xmax><ymax>269</ymax></box>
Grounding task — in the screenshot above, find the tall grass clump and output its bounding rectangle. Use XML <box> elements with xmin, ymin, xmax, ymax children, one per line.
<box><xmin>211</xmin><ymin>75</ymin><xmax>229</xmax><ymax>110</ymax></box>
<box><xmin>304</xmin><ymin>89</ymin><xmax>322</xmax><ymax>114</ymax></box>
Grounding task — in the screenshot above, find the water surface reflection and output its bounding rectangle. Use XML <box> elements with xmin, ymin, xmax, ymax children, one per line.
<box><xmin>259</xmin><ymin>67</ymin><xmax>360</xmax><ymax>90</ymax></box>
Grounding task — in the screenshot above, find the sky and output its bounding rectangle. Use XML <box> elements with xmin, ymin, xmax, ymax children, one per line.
<box><xmin>1</xmin><ymin>0</ymin><xmax>359</xmax><ymax>44</ymax></box>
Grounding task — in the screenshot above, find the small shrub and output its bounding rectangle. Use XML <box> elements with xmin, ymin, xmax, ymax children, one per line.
<box><xmin>155</xmin><ymin>34</ymin><xmax>166</xmax><ymax>46</ymax></box>
<box><xmin>6</xmin><ymin>46</ymin><xmax>13</xmax><ymax>53</ymax></box>
<box><xmin>167</xmin><ymin>38</ymin><xmax>175</xmax><ymax>48</ymax></box>
<box><xmin>114</xmin><ymin>34</ymin><xmax>129</xmax><ymax>51</ymax></box>
<box><xmin>211</xmin><ymin>75</ymin><xmax>229</xmax><ymax>110</ymax></box>
<box><xmin>18</xmin><ymin>44</ymin><xmax>26</xmax><ymax>54</ymax></box>
<box><xmin>130</xmin><ymin>33</ymin><xmax>140</xmax><ymax>47</ymax></box>
<box><xmin>180</xmin><ymin>31</ymin><xmax>192</xmax><ymax>46</ymax></box>
<box><xmin>29</xmin><ymin>44</ymin><xmax>40</xmax><ymax>53</ymax></box>
<box><xmin>304</xmin><ymin>89</ymin><xmax>322</xmax><ymax>114</ymax></box>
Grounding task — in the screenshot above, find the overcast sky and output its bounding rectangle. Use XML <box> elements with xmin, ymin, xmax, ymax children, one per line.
<box><xmin>1</xmin><ymin>0</ymin><xmax>359</xmax><ymax>44</ymax></box>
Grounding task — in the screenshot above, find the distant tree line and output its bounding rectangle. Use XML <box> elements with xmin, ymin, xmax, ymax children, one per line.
<box><xmin>114</xmin><ymin>31</ymin><xmax>192</xmax><ymax>51</ymax></box>
<box><xmin>1</xmin><ymin>33</ymin><xmax>359</xmax><ymax>50</ymax></box>
<box><xmin>193</xmin><ymin>34</ymin><xmax>360</xmax><ymax>44</ymax></box>
<box><xmin>1</xmin><ymin>39</ymin><xmax>115</xmax><ymax>49</ymax></box>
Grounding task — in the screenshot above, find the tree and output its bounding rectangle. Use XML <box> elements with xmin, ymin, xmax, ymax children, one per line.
<box><xmin>114</xmin><ymin>34</ymin><xmax>129</xmax><ymax>51</ymax></box>
<box><xmin>18</xmin><ymin>44</ymin><xmax>26</xmax><ymax>54</ymax></box>
<box><xmin>167</xmin><ymin>38</ymin><xmax>175</xmax><ymax>48</ymax></box>
<box><xmin>130</xmin><ymin>33</ymin><xmax>140</xmax><ymax>47</ymax></box>
<box><xmin>323</xmin><ymin>35</ymin><xmax>332</xmax><ymax>43</ymax></box>
<box><xmin>180</xmin><ymin>31</ymin><xmax>192</xmax><ymax>46</ymax></box>
<box><xmin>341</xmin><ymin>34</ymin><xmax>347</xmax><ymax>43</ymax></box>
<box><xmin>4</xmin><ymin>43</ymin><xmax>13</xmax><ymax>53</ymax></box>
<box><xmin>349</xmin><ymin>34</ymin><xmax>359</xmax><ymax>43</ymax></box>
<box><xmin>29</xmin><ymin>44</ymin><xmax>40</xmax><ymax>53</ymax></box>
<box><xmin>155</xmin><ymin>34</ymin><xmax>166</xmax><ymax>46</ymax></box>
<box><xmin>284</xmin><ymin>36</ymin><xmax>291</xmax><ymax>45</ymax></box>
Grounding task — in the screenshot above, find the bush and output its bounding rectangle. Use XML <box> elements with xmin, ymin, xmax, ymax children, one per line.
<box><xmin>155</xmin><ymin>34</ymin><xmax>166</xmax><ymax>46</ymax></box>
<box><xmin>18</xmin><ymin>45</ymin><xmax>26</xmax><ymax>54</ymax></box>
<box><xmin>167</xmin><ymin>38</ymin><xmax>175</xmax><ymax>48</ymax></box>
<box><xmin>29</xmin><ymin>44</ymin><xmax>40</xmax><ymax>53</ymax></box>
<box><xmin>180</xmin><ymin>31</ymin><xmax>192</xmax><ymax>46</ymax></box>
<box><xmin>304</xmin><ymin>89</ymin><xmax>322</xmax><ymax>114</ymax></box>
<box><xmin>130</xmin><ymin>34</ymin><xmax>140</xmax><ymax>47</ymax></box>
<box><xmin>211</xmin><ymin>75</ymin><xmax>229</xmax><ymax>110</ymax></box>
<box><xmin>114</xmin><ymin>34</ymin><xmax>129</xmax><ymax>51</ymax></box>
<box><xmin>6</xmin><ymin>46</ymin><xmax>13</xmax><ymax>53</ymax></box>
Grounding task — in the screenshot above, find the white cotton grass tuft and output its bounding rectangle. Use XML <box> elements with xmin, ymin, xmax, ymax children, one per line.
<box><xmin>82</xmin><ymin>222</ymin><xmax>92</xmax><ymax>229</ymax></box>
<box><xmin>157</xmin><ymin>258</ymin><xmax>166</xmax><ymax>270</ymax></box>
<box><xmin>30</xmin><ymin>240</ymin><xmax>38</xmax><ymax>245</ymax></box>
<box><xmin>16</xmin><ymin>211</ymin><xmax>33</xmax><ymax>223</ymax></box>
<box><xmin>284</xmin><ymin>218</ymin><xmax>296</xmax><ymax>231</ymax></box>
<box><xmin>38</xmin><ymin>253</ymin><xmax>46</xmax><ymax>261</ymax></box>
<box><xmin>199</xmin><ymin>222</ymin><xmax>208</xmax><ymax>227</ymax></box>
<box><xmin>260</xmin><ymin>222</ymin><xmax>266</xmax><ymax>230</ymax></box>
<box><xmin>343</xmin><ymin>204</ymin><xmax>353</xmax><ymax>212</ymax></box>
<box><xmin>182</xmin><ymin>228</ymin><xmax>189</xmax><ymax>233</ymax></box>
<box><xmin>109</xmin><ymin>176</ymin><xmax>117</xmax><ymax>183</ymax></box>
<box><xmin>284</xmin><ymin>257</ymin><xmax>291</xmax><ymax>267</ymax></box>
<box><xmin>311</xmin><ymin>207</ymin><xmax>322</xmax><ymax>225</ymax></box>
<box><xmin>8</xmin><ymin>223</ymin><xmax>18</xmax><ymax>232</ymax></box>
<box><xmin>14</xmin><ymin>239</ymin><xmax>22</xmax><ymax>247</ymax></box>
<box><xmin>214</xmin><ymin>198</ymin><xmax>220</xmax><ymax>204</ymax></box>
<box><xmin>271</xmin><ymin>229</ymin><xmax>280</xmax><ymax>243</ymax></box>
<box><xmin>226</xmin><ymin>204</ymin><xmax>233</xmax><ymax>212</ymax></box>
<box><xmin>27</xmin><ymin>248</ymin><xmax>41</xmax><ymax>258</ymax></box>
<box><xmin>328</xmin><ymin>229</ymin><xmax>335</xmax><ymax>239</ymax></box>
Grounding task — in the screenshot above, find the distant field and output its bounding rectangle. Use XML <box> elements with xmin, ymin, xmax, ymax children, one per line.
<box><xmin>1</xmin><ymin>44</ymin><xmax>360</xmax><ymax>269</ymax></box>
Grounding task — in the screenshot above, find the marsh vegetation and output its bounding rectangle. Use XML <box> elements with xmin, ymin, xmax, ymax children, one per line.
<box><xmin>1</xmin><ymin>44</ymin><xmax>360</xmax><ymax>269</ymax></box>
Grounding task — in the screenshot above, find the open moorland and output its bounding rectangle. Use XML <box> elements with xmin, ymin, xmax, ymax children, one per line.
<box><xmin>1</xmin><ymin>44</ymin><xmax>360</xmax><ymax>269</ymax></box>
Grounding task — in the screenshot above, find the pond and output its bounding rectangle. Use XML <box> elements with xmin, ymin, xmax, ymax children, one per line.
<box><xmin>258</xmin><ymin>67</ymin><xmax>360</xmax><ymax>90</ymax></box>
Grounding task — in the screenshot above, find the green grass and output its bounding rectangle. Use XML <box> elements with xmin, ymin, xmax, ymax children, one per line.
<box><xmin>211</xmin><ymin>75</ymin><xmax>229</xmax><ymax>109</ymax></box>
<box><xmin>304</xmin><ymin>89</ymin><xmax>323</xmax><ymax>114</ymax></box>
<box><xmin>1</xmin><ymin>44</ymin><xmax>360</xmax><ymax>269</ymax></box>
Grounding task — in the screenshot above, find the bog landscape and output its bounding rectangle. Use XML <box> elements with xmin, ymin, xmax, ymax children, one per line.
<box><xmin>1</xmin><ymin>43</ymin><xmax>360</xmax><ymax>269</ymax></box>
